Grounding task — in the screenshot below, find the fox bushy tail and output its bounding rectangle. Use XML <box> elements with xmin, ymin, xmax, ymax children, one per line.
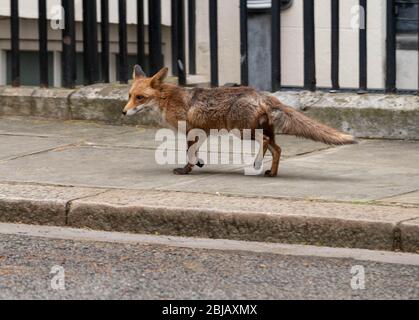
<box><xmin>274</xmin><ymin>103</ymin><xmax>356</xmax><ymax>146</ymax></box>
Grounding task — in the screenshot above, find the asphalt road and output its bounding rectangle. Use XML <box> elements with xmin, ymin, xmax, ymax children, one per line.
<box><xmin>0</xmin><ymin>224</ymin><xmax>418</xmax><ymax>300</ymax></box>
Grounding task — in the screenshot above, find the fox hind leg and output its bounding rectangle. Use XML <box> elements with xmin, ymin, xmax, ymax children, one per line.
<box><xmin>265</xmin><ymin>141</ymin><xmax>282</xmax><ymax>177</ymax></box>
<box><xmin>254</xmin><ymin>136</ymin><xmax>270</xmax><ymax>170</ymax></box>
<box><xmin>256</xmin><ymin>119</ymin><xmax>281</xmax><ymax>177</ymax></box>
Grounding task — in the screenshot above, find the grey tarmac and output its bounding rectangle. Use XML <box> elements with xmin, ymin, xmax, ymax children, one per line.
<box><xmin>0</xmin><ymin>223</ymin><xmax>418</xmax><ymax>300</ymax></box>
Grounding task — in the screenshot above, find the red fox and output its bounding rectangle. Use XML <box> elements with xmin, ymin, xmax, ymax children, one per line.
<box><xmin>123</xmin><ymin>65</ymin><xmax>356</xmax><ymax>177</ymax></box>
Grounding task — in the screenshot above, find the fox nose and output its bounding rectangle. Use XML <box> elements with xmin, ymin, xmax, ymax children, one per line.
<box><xmin>122</xmin><ymin>111</ymin><xmax>127</xmax><ymax>116</ymax></box>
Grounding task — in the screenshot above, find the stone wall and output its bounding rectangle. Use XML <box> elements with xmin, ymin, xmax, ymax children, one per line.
<box><xmin>1</xmin><ymin>84</ymin><xmax>418</xmax><ymax>140</ymax></box>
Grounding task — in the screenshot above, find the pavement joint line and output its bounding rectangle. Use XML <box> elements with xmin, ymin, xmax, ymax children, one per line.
<box><xmin>0</xmin><ymin>133</ymin><xmax>54</xmax><ymax>138</ymax></box>
<box><xmin>376</xmin><ymin>189</ymin><xmax>419</xmax><ymax>202</ymax></box>
<box><xmin>64</xmin><ymin>189</ymin><xmax>111</xmax><ymax>225</ymax></box>
<box><xmin>280</xmin><ymin>146</ymin><xmax>365</xmax><ymax>163</ymax></box>
<box><xmin>81</xmin><ymin>144</ymin><xmax>169</xmax><ymax>152</ymax></box>
<box><xmin>284</xmin><ymin>147</ymin><xmax>332</xmax><ymax>158</ymax></box>
<box><xmin>81</xmin><ymin>143</ymin><xmax>279</xmax><ymax>157</ymax></box>
<box><xmin>0</xmin><ymin>180</ymin><xmax>82</xmax><ymax>189</ymax></box>
<box><xmin>397</xmin><ymin>216</ymin><xmax>419</xmax><ymax>225</ymax></box>
<box><xmin>78</xmin><ymin>142</ymin><xmax>326</xmax><ymax>159</ymax></box>
<box><xmin>0</xmin><ymin>142</ymin><xmax>81</xmax><ymax>164</ymax></box>
<box><xmin>1</xmin><ymin>222</ymin><xmax>419</xmax><ymax>266</ymax></box>
<box><xmin>0</xmin><ymin>128</ymin><xmax>137</xmax><ymax>141</ymax></box>
<box><xmin>394</xmin><ymin>216</ymin><xmax>419</xmax><ymax>252</ymax></box>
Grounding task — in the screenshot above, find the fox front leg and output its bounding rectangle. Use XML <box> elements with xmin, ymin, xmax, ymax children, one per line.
<box><xmin>173</xmin><ymin>163</ymin><xmax>194</xmax><ymax>175</ymax></box>
<box><xmin>173</xmin><ymin>139</ymin><xmax>205</xmax><ymax>175</ymax></box>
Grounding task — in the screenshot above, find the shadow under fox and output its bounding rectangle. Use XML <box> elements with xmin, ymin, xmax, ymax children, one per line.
<box><xmin>123</xmin><ymin>65</ymin><xmax>356</xmax><ymax>177</ymax></box>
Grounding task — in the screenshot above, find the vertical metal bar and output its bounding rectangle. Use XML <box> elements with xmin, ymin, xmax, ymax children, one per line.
<box><xmin>62</xmin><ymin>0</ymin><xmax>76</xmax><ymax>89</ymax></box>
<box><xmin>188</xmin><ymin>0</ymin><xmax>196</xmax><ymax>75</ymax></box>
<box><xmin>83</xmin><ymin>0</ymin><xmax>99</xmax><ymax>85</ymax></box>
<box><xmin>91</xmin><ymin>1</ymin><xmax>99</xmax><ymax>83</ymax></box>
<box><xmin>82</xmin><ymin>0</ymin><xmax>89</xmax><ymax>84</ymax></box>
<box><xmin>303</xmin><ymin>0</ymin><xmax>316</xmax><ymax>91</ymax></box>
<box><xmin>171</xmin><ymin>0</ymin><xmax>179</xmax><ymax>76</ymax></box>
<box><xmin>137</xmin><ymin>0</ymin><xmax>146</xmax><ymax>67</ymax></box>
<box><xmin>331</xmin><ymin>0</ymin><xmax>339</xmax><ymax>91</ymax></box>
<box><xmin>70</xmin><ymin>3</ymin><xmax>77</xmax><ymax>84</ymax></box>
<box><xmin>385</xmin><ymin>0</ymin><xmax>396</xmax><ymax>93</ymax></box>
<box><xmin>417</xmin><ymin>1</ymin><xmax>419</xmax><ymax>94</ymax></box>
<box><xmin>209</xmin><ymin>0</ymin><xmax>219</xmax><ymax>87</ymax></box>
<box><xmin>101</xmin><ymin>0</ymin><xmax>110</xmax><ymax>83</ymax></box>
<box><xmin>359</xmin><ymin>0</ymin><xmax>367</xmax><ymax>92</ymax></box>
<box><xmin>118</xmin><ymin>0</ymin><xmax>128</xmax><ymax>83</ymax></box>
<box><xmin>149</xmin><ymin>0</ymin><xmax>163</xmax><ymax>74</ymax></box>
<box><xmin>177</xmin><ymin>0</ymin><xmax>186</xmax><ymax>85</ymax></box>
<box><xmin>10</xmin><ymin>0</ymin><xmax>20</xmax><ymax>87</ymax></box>
<box><xmin>240</xmin><ymin>0</ymin><xmax>249</xmax><ymax>86</ymax></box>
<box><xmin>271</xmin><ymin>0</ymin><xmax>281</xmax><ymax>91</ymax></box>
<box><xmin>38</xmin><ymin>0</ymin><xmax>48</xmax><ymax>87</ymax></box>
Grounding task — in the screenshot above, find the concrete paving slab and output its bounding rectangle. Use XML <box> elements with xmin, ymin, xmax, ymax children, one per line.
<box><xmin>292</xmin><ymin>139</ymin><xmax>419</xmax><ymax>169</ymax></box>
<box><xmin>0</xmin><ymin>146</ymin><xmax>244</xmax><ymax>189</ymax></box>
<box><xmin>161</xmin><ymin>141</ymin><xmax>419</xmax><ymax>202</ymax></box>
<box><xmin>68</xmin><ymin>189</ymin><xmax>419</xmax><ymax>251</ymax></box>
<box><xmin>0</xmin><ymin>183</ymin><xmax>104</xmax><ymax>226</ymax></box>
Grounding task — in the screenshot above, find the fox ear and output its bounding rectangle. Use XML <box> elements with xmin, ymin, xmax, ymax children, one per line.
<box><xmin>151</xmin><ymin>67</ymin><xmax>169</xmax><ymax>88</ymax></box>
<box><xmin>133</xmin><ymin>65</ymin><xmax>146</xmax><ymax>79</ymax></box>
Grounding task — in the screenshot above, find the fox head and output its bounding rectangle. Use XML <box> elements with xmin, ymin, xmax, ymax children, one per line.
<box><xmin>122</xmin><ymin>65</ymin><xmax>169</xmax><ymax>116</ymax></box>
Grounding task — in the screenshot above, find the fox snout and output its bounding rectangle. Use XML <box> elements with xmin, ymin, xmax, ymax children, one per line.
<box><xmin>122</xmin><ymin>101</ymin><xmax>142</xmax><ymax>117</ymax></box>
<box><xmin>123</xmin><ymin>96</ymin><xmax>159</xmax><ymax>117</ymax></box>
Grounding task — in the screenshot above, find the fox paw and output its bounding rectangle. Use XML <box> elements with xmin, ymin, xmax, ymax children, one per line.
<box><xmin>264</xmin><ymin>170</ymin><xmax>277</xmax><ymax>177</ymax></box>
<box><xmin>173</xmin><ymin>168</ymin><xmax>191</xmax><ymax>175</ymax></box>
<box><xmin>254</xmin><ymin>161</ymin><xmax>263</xmax><ymax>170</ymax></box>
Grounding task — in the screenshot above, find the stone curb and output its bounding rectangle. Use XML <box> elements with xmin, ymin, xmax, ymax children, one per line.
<box><xmin>0</xmin><ymin>183</ymin><xmax>418</xmax><ymax>253</ymax></box>
<box><xmin>400</xmin><ymin>219</ymin><xmax>419</xmax><ymax>253</ymax></box>
<box><xmin>1</xmin><ymin>85</ymin><xmax>419</xmax><ymax>140</ymax></box>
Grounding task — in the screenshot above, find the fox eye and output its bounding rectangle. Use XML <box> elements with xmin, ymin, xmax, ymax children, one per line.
<box><xmin>136</xmin><ymin>95</ymin><xmax>145</xmax><ymax>100</ymax></box>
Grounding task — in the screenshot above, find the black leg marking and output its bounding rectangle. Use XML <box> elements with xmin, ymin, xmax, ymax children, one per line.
<box><xmin>196</xmin><ymin>159</ymin><xmax>205</xmax><ymax>168</ymax></box>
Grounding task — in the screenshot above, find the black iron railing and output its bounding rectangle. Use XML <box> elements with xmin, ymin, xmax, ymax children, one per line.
<box><xmin>38</xmin><ymin>0</ymin><xmax>48</xmax><ymax>88</ymax></box>
<box><xmin>101</xmin><ymin>0</ymin><xmax>110</xmax><ymax>83</ymax></box>
<box><xmin>61</xmin><ymin>0</ymin><xmax>76</xmax><ymax>88</ymax></box>
<box><xmin>5</xmin><ymin>0</ymin><xmax>419</xmax><ymax>94</ymax></box>
<box><xmin>10</xmin><ymin>0</ymin><xmax>20</xmax><ymax>87</ymax></box>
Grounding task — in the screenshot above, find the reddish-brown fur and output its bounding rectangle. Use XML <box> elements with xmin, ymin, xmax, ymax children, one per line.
<box><xmin>124</xmin><ymin>66</ymin><xmax>356</xmax><ymax>177</ymax></box>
